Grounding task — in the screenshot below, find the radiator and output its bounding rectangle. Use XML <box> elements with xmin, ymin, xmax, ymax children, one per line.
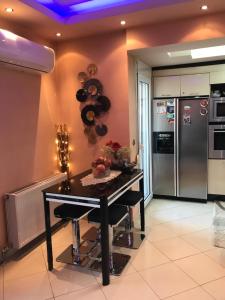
<box><xmin>5</xmin><ymin>173</ymin><xmax>67</xmax><ymax>250</ymax></box>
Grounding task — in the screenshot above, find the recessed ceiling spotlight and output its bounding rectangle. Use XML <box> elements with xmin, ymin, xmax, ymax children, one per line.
<box><xmin>201</xmin><ymin>5</ymin><xmax>208</xmax><ymax>10</ymax></box>
<box><xmin>4</xmin><ymin>7</ymin><xmax>14</xmax><ymax>13</ymax></box>
<box><xmin>56</xmin><ymin>32</ymin><xmax>61</xmax><ymax>37</ymax></box>
<box><xmin>120</xmin><ymin>20</ymin><xmax>126</xmax><ymax>26</ymax></box>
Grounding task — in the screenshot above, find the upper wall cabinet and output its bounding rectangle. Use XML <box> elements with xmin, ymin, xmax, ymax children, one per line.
<box><xmin>210</xmin><ymin>71</ymin><xmax>225</xmax><ymax>84</ymax></box>
<box><xmin>154</xmin><ymin>76</ymin><xmax>180</xmax><ymax>98</ymax></box>
<box><xmin>180</xmin><ymin>73</ymin><xmax>210</xmax><ymax>97</ymax></box>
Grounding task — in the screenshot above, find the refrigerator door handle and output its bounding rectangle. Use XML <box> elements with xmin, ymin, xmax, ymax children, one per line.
<box><xmin>176</xmin><ymin>98</ymin><xmax>180</xmax><ymax>197</ymax></box>
<box><xmin>174</xmin><ymin>99</ymin><xmax>177</xmax><ymax>197</ymax></box>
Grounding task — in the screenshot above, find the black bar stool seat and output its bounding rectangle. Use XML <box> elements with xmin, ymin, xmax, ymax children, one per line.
<box><xmin>115</xmin><ymin>191</ymin><xmax>143</xmax><ymax>206</ymax></box>
<box><xmin>88</xmin><ymin>205</ymin><xmax>128</xmax><ymax>225</ymax></box>
<box><xmin>54</xmin><ymin>204</ymin><xmax>94</xmax><ymax>267</ymax></box>
<box><xmin>113</xmin><ymin>190</ymin><xmax>145</xmax><ymax>249</ymax></box>
<box><xmin>55</xmin><ymin>204</ymin><xmax>91</xmax><ymax>220</ymax></box>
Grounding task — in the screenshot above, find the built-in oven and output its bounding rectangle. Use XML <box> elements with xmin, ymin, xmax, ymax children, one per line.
<box><xmin>209</xmin><ymin>124</ymin><xmax>225</xmax><ymax>159</ymax></box>
<box><xmin>210</xmin><ymin>97</ymin><xmax>225</xmax><ymax>123</ymax></box>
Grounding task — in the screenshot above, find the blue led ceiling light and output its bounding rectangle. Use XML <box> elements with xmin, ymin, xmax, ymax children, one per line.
<box><xmin>32</xmin><ymin>0</ymin><xmax>144</xmax><ymax>18</ymax></box>
<box><xmin>71</xmin><ymin>0</ymin><xmax>143</xmax><ymax>13</ymax></box>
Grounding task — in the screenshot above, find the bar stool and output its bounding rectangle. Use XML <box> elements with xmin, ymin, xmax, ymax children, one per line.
<box><xmin>113</xmin><ymin>190</ymin><xmax>145</xmax><ymax>249</ymax></box>
<box><xmin>88</xmin><ymin>204</ymin><xmax>131</xmax><ymax>276</ymax></box>
<box><xmin>54</xmin><ymin>204</ymin><xmax>94</xmax><ymax>266</ymax></box>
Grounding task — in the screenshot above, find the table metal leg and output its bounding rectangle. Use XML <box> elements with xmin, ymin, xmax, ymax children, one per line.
<box><xmin>140</xmin><ymin>178</ymin><xmax>145</xmax><ymax>232</ymax></box>
<box><xmin>43</xmin><ymin>194</ymin><xmax>53</xmax><ymax>271</ymax></box>
<box><xmin>100</xmin><ymin>197</ymin><xmax>110</xmax><ymax>286</ymax></box>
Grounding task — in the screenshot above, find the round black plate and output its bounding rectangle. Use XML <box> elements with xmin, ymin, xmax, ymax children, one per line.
<box><xmin>95</xmin><ymin>124</ymin><xmax>108</xmax><ymax>136</ymax></box>
<box><xmin>81</xmin><ymin>105</ymin><xmax>98</xmax><ymax>126</ymax></box>
<box><xmin>96</xmin><ymin>96</ymin><xmax>111</xmax><ymax>112</ymax></box>
<box><xmin>76</xmin><ymin>89</ymin><xmax>88</xmax><ymax>102</ymax></box>
<box><xmin>84</xmin><ymin>79</ymin><xmax>103</xmax><ymax>98</ymax></box>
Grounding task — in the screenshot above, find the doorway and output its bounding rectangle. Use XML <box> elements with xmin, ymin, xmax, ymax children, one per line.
<box><xmin>138</xmin><ymin>72</ymin><xmax>152</xmax><ymax>206</ymax></box>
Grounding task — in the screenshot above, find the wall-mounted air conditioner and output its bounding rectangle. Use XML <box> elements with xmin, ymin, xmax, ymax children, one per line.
<box><xmin>0</xmin><ymin>28</ymin><xmax>55</xmax><ymax>73</ymax></box>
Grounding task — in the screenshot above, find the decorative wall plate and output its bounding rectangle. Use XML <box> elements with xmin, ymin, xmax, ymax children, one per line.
<box><xmin>87</xmin><ymin>64</ymin><xmax>98</xmax><ymax>77</ymax></box>
<box><xmin>88</xmin><ymin>85</ymin><xmax>98</xmax><ymax>96</ymax></box>
<box><xmin>84</xmin><ymin>79</ymin><xmax>103</xmax><ymax>98</ymax></box>
<box><xmin>77</xmin><ymin>72</ymin><xmax>89</xmax><ymax>84</ymax></box>
<box><xmin>96</xmin><ymin>96</ymin><xmax>111</xmax><ymax>112</ymax></box>
<box><xmin>95</xmin><ymin>124</ymin><xmax>108</xmax><ymax>136</ymax></box>
<box><xmin>76</xmin><ymin>89</ymin><xmax>88</xmax><ymax>102</ymax></box>
<box><xmin>81</xmin><ymin>105</ymin><xmax>98</xmax><ymax>126</ymax></box>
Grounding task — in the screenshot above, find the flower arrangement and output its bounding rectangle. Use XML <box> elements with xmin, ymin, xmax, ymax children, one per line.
<box><xmin>102</xmin><ymin>140</ymin><xmax>130</xmax><ymax>168</ymax></box>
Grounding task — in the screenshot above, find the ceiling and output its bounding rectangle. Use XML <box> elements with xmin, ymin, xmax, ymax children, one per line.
<box><xmin>20</xmin><ymin>0</ymin><xmax>190</xmax><ymax>23</ymax></box>
<box><xmin>130</xmin><ymin>37</ymin><xmax>225</xmax><ymax>67</ymax></box>
<box><xmin>0</xmin><ymin>0</ymin><xmax>225</xmax><ymax>42</ymax></box>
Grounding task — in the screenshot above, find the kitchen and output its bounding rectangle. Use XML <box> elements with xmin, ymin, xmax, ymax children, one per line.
<box><xmin>130</xmin><ymin>41</ymin><xmax>225</xmax><ymax>203</ymax></box>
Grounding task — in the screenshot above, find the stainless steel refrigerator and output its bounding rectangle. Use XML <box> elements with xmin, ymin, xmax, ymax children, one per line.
<box><xmin>153</xmin><ymin>98</ymin><xmax>208</xmax><ymax>200</ymax></box>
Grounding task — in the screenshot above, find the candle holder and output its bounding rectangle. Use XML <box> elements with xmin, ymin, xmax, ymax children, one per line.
<box><xmin>55</xmin><ymin>124</ymin><xmax>70</xmax><ymax>175</ymax></box>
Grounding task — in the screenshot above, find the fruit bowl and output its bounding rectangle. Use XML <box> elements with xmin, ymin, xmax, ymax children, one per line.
<box><xmin>92</xmin><ymin>157</ymin><xmax>111</xmax><ymax>178</ymax></box>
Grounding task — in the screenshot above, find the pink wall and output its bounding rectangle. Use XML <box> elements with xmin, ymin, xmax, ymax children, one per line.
<box><xmin>0</xmin><ymin>66</ymin><xmax>60</xmax><ymax>247</ymax></box>
<box><xmin>55</xmin><ymin>31</ymin><xmax>129</xmax><ymax>175</ymax></box>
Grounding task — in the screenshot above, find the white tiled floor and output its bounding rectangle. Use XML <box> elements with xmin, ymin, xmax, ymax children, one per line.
<box><xmin>1</xmin><ymin>199</ymin><xmax>225</xmax><ymax>300</ymax></box>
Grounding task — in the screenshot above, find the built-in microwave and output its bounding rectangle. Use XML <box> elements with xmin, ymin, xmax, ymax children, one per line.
<box><xmin>209</xmin><ymin>124</ymin><xmax>225</xmax><ymax>159</ymax></box>
<box><xmin>209</xmin><ymin>97</ymin><xmax>225</xmax><ymax>123</ymax></box>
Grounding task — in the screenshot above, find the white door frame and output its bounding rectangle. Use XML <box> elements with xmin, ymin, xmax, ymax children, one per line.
<box><xmin>137</xmin><ymin>73</ymin><xmax>153</xmax><ymax>207</ymax></box>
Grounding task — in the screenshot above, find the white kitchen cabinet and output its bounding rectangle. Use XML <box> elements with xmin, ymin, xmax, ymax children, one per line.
<box><xmin>210</xmin><ymin>71</ymin><xmax>225</xmax><ymax>84</ymax></box>
<box><xmin>154</xmin><ymin>76</ymin><xmax>180</xmax><ymax>98</ymax></box>
<box><xmin>208</xmin><ymin>159</ymin><xmax>225</xmax><ymax>195</ymax></box>
<box><xmin>180</xmin><ymin>73</ymin><xmax>210</xmax><ymax>96</ymax></box>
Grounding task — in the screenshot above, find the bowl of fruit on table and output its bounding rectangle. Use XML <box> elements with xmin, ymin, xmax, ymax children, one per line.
<box><xmin>92</xmin><ymin>157</ymin><xmax>111</xmax><ymax>178</ymax></box>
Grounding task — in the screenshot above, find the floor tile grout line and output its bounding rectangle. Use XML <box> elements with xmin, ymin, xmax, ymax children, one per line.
<box><xmin>3</xmin><ymin>250</ymin><xmax>48</xmax><ymax>283</ymax></box>
<box><xmin>173</xmin><ymin>253</ymin><xmax>225</xmax><ymax>287</ymax></box>
<box><xmin>120</xmin><ymin>239</ymin><xmax>171</xmax><ymax>273</ymax></box>
<box><xmin>132</xmin><ymin>271</ymin><xmax>161</xmax><ymax>299</ymax></box>
<box><xmin>147</xmin><ymin>204</ymin><xmax>213</xmax><ymax>218</ymax></box>
<box><xmin>178</xmin><ymin>237</ymin><xmax>215</xmax><ymax>253</ymax></box>
<box><xmin>147</xmin><ymin>213</ymin><xmax>212</xmax><ymax>231</ymax></box>
<box><xmin>146</xmin><ymin>225</ymin><xmax>213</xmax><ymax>244</ymax></box>
<box><xmin>146</xmin><ymin>210</ymin><xmax>213</xmax><ymax>232</ymax></box>
<box><xmin>100</xmin><ymin>271</ymin><xmax>160</xmax><ymax>300</ymax></box>
<box><xmin>151</xmin><ymin>246</ymin><xmax>201</xmax><ymax>263</ymax></box>
<box><xmin>93</xmin><ymin>273</ymin><xmax>108</xmax><ymax>300</ymax></box>
<box><xmin>161</xmin><ymin>285</ymin><xmax>216</xmax><ymax>300</ymax></box>
<box><xmin>199</xmin><ymin>274</ymin><xmax>225</xmax><ymax>287</ymax></box>
<box><xmin>52</xmin><ymin>283</ymin><xmax>102</xmax><ymax>299</ymax></box>
<box><xmin>200</xmin><ymin>276</ymin><xmax>225</xmax><ymax>300</ymax></box>
<box><xmin>148</xmin><ymin>203</ymin><xmax>185</xmax><ymax>213</ymax></box>
<box><xmin>148</xmin><ymin>206</ymin><xmax>213</xmax><ymax>222</ymax></box>
<box><xmin>136</xmin><ymin>266</ymin><xmax>190</xmax><ymax>300</ymax></box>
<box><xmin>200</xmin><ymin>286</ymin><xmax>218</xmax><ymax>300</ymax></box>
<box><xmin>137</xmin><ymin>254</ymin><xmax>203</xmax><ymax>299</ymax></box>
<box><xmin>203</xmin><ymin>248</ymin><xmax>225</xmax><ymax>266</ymax></box>
<box><xmin>151</xmin><ymin>234</ymin><xmax>203</xmax><ymax>254</ymax></box>
<box><xmin>2</xmin><ymin>264</ymin><xmax>4</xmax><ymax>300</ymax></box>
<box><xmin>41</xmin><ymin>245</ymin><xmax>55</xmax><ymax>299</ymax></box>
<box><xmin>147</xmin><ymin>211</ymin><xmax>213</xmax><ymax>227</ymax></box>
